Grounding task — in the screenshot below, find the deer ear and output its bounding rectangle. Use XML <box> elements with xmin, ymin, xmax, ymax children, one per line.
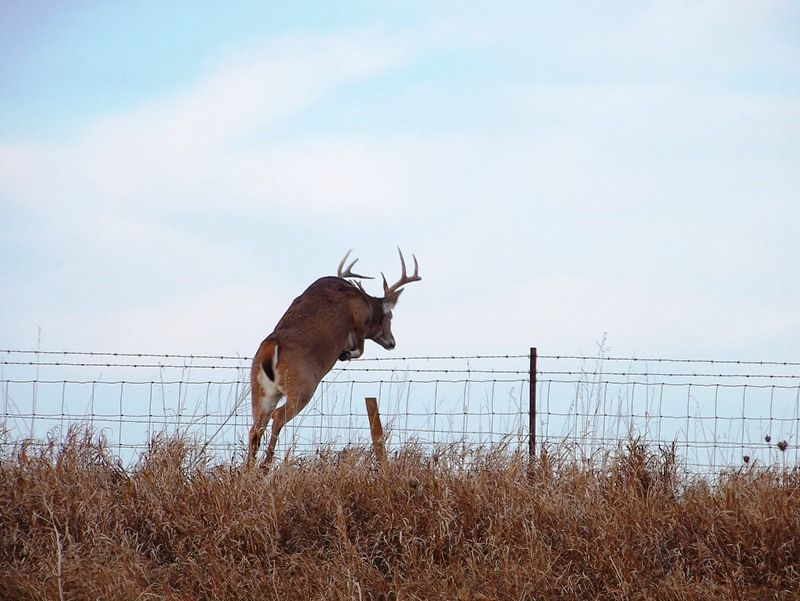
<box><xmin>383</xmin><ymin>288</ymin><xmax>403</xmax><ymax>311</ymax></box>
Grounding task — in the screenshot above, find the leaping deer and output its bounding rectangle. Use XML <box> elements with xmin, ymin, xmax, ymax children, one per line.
<box><xmin>247</xmin><ymin>249</ymin><xmax>421</xmax><ymax>468</ymax></box>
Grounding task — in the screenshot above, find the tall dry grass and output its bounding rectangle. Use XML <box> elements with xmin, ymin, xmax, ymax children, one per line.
<box><xmin>1</xmin><ymin>427</ymin><xmax>798</xmax><ymax>600</ymax></box>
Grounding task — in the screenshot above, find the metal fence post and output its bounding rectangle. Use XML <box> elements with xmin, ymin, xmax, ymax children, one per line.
<box><xmin>529</xmin><ymin>347</ymin><xmax>537</xmax><ymax>458</ymax></box>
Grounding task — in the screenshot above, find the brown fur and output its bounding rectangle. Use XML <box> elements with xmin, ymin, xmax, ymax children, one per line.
<box><xmin>247</xmin><ymin>277</ymin><xmax>393</xmax><ymax>468</ymax></box>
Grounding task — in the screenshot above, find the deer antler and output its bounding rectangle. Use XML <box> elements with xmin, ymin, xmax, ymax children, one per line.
<box><xmin>382</xmin><ymin>248</ymin><xmax>422</xmax><ymax>296</ymax></box>
<box><xmin>337</xmin><ymin>250</ymin><xmax>374</xmax><ymax>280</ymax></box>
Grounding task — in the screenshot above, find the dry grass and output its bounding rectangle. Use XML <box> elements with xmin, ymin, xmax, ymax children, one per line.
<box><xmin>1</xmin><ymin>427</ymin><xmax>798</xmax><ymax>600</ymax></box>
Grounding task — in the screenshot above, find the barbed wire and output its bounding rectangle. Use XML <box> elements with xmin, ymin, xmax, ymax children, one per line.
<box><xmin>1</xmin><ymin>377</ymin><xmax>529</xmax><ymax>386</ymax></box>
<box><xmin>4</xmin><ymin>378</ymin><xmax>800</xmax><ymax>390</ymax></box>
<box><xmin>0</xmin><ymin>349</ymin><xmax>251</xmax><ymax>361</ymax></box>
<box><xmin>539</xmin><ymin>354</ymin><xmax>800</xmax><ymax>367</ymax></box>
<box><xmin>6</xmin><ymin>348</ymin><xmax>799</xmax><ymax>366</ymax></box>
<box><xmin>4</xmin><ymin>359</ymin><xmax>799</xmax><ymax>380</ymax></box>
<box><xmin>1</xmin><ymin>360</ymin><xmax>531</xmax><ymax>373</ymax></box>
<box><xmin>2</xmin><ymin>360</ymin><xmax>247</xmax><ymax>370</ymax></box>
<box><xmin>0</xmin><ymin>349</ymin><xmax>528</xmax><ymax>362</ymax></box>
<box><xmin>9</xmin><ymin>349</ymin><xmax>794</xmax><ymax>365</ymax></box>
<box><xmin>538</xmin><ymin>370</ymin><xmax>800</xmax><ymax>379</ymax></box>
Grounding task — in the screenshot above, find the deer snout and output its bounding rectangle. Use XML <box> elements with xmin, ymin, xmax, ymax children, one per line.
<box><xmin>375</xmin><ymin>333</ymin><xmax>396</xmax><ymax>350</ymax></box>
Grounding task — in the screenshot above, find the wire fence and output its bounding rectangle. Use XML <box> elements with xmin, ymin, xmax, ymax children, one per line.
<box><xmin>1</xmin><ymin>348</ymin><xmax>799</xmax><ymax>474</ymax></box>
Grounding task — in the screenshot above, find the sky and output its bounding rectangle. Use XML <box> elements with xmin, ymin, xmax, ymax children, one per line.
<box><xmin>2</xmin><ymin>1</ymin><xmax>799</xmax><ymax>362</ymax></box>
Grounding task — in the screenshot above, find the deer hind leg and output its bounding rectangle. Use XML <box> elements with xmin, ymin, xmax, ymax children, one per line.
<box><xmin>263</xmin><ymin>384</ymin><xmax>315</xmax><ymax>466</ymax></box>
<box><xmin>247</xmin><ymin>378</ymin><xmax>282</xmax><ymax>469</ymax></box>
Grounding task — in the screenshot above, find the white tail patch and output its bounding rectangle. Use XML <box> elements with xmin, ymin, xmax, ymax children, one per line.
<box><xmin>256</xmin><ymin>363</ymin><xmax>283</xmax><ymax>414</ymax></box>
<box><xmin>257</xmin><ymin>343</ymin><xmax>283</xmax><ymax>397</ymax></box>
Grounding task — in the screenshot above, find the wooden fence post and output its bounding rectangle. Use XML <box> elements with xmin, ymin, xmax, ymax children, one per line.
<box><xmin>365</xmin><ymin>397</ymin><xmax>387</xmax><ymax>464</ymax></box>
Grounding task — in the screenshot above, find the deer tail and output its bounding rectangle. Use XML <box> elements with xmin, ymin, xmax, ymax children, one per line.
<box><xmin>252</xmin><ymin>337</ymin><xmax>279</xmax><ymax>390</ymax></box>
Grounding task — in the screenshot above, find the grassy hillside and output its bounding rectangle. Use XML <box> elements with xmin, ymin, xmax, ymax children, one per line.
<box><xmin>1</xmin><ymin>428</ymin><xmax>798</xmax><ymax>600</ymax></box>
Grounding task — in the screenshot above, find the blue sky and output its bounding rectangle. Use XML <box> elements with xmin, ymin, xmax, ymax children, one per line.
<box><xmin>2</xmin><ymin>2</ymin><xmax>799</xmax><ymax>361</ymax></box>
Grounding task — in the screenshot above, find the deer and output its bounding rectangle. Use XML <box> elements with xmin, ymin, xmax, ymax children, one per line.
<box><xmin>246</xmin><ymin>249</ymin><xmax>421</xmax><ymax>469</ymax></box>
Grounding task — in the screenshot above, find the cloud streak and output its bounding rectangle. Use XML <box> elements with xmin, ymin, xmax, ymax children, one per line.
<box><xmin>2</xmin><ymin>28</ymin><xmax>416</xmax><ymax>215</ymax></box>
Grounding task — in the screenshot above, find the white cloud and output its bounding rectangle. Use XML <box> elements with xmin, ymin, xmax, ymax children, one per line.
<box><xmin>1</xmin><ymin>28</ymin><xmax>418</xmax><ymax>216</ymax></box>
<box><xmin>628</xmin><ymin>1</ymin><xmax>798</xmax><ymax>71</ymax></box>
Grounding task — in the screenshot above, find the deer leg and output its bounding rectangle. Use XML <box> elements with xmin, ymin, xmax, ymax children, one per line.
<box><xmin>339</xmin><ymin>331</ymin><xmax>365</xmax><ymax>361</ymax></box>
<box><xmin>339</xmin><ymin>331</ymin><xmax>357</xmax><ymax>361</ymax></box>
<box><xmin>348</xmin><ymin>336</ymin><xmax>365</xmax><ymax>359</ymax></box>
<box><xmin>263</xmin><ymin>388</ymin><xmax>314</xmax><ymax>466</ymax></box>
<box><xmin>247</xmin><ymin>413</ymin><xmax>269</xmax><ymax>469</ymax></box>
<box><xmin>247</xmin><ymin>389</ymin><xmax>282</xmax><ymax>469</ymax></box>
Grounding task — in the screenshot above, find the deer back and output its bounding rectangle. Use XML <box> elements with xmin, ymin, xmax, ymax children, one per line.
<box><xmin>266</xmin><ymin>276</ymin><xmax>381</xmax><ymax>380</ymax></box>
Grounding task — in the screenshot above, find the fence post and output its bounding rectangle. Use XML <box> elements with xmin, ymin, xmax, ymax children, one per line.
<box><xmin>365</xmin><ymin>397</ymin><xmax>387</xmax><ymax>464</ymax></box>
<box><xmin>529</xmin><ymin>347</ymin><xmax>537</xmax><ymax>458</ymax></box>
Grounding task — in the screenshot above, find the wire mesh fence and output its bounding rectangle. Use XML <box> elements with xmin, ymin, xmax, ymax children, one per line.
<box><xmin>1</xmin><ymin>348</ymin><xmax>799</xmax><ymax>474</ymax></box>
<box><xmin>536</xmin><ymin>351</ymin><xmax>800</xmax><ymax>474</ymax></box>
